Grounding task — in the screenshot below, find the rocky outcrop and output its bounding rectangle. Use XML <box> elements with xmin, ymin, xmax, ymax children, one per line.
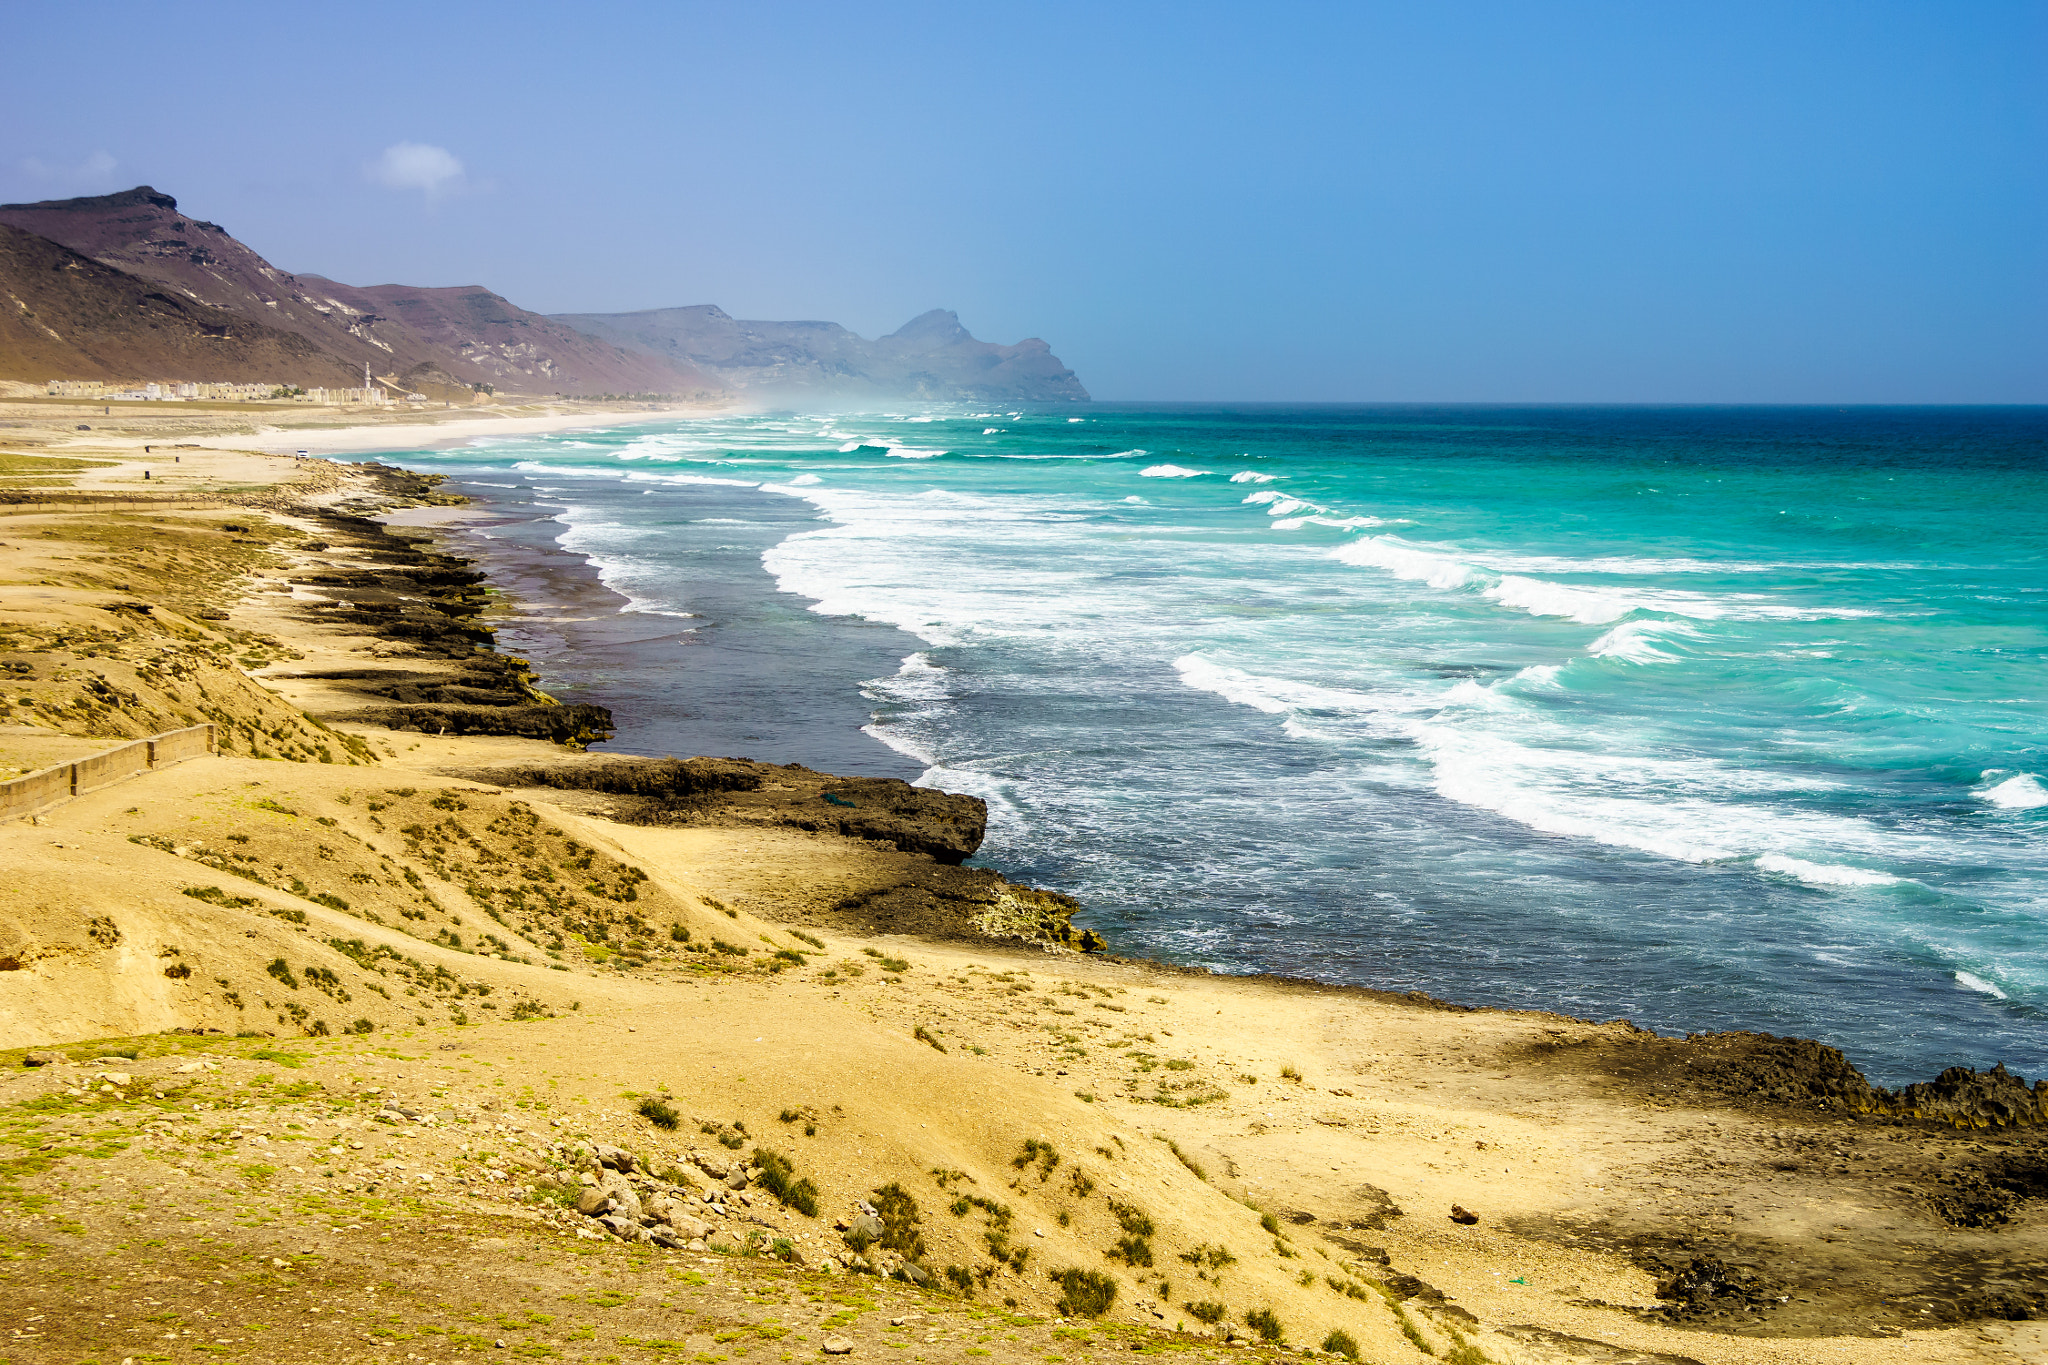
<box><xmin>552</xmin><ymin>304</ymin><xmax>1089</xmax><ymax>403</ymax></box>
<box><xmin>1589</xmin><ymin>1028</ymin><xmax>2048</xmax><ymax>1130</ymax></box>
<box><xmin>469</xmin><ymin>756</ymin><xmax>1104</xmax><ymax>951</ymax></box>
<box><xmin>474</xmin><ymin>757</ymin><xmax>988</xmax><ymax>864</ymax></box>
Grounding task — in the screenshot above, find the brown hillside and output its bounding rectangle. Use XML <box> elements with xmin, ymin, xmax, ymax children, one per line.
<box><xmin>0</xmin><ymin>222</ymin><xmax>360</xmax><ymax>385</ymax></box>
<box><xmin>0</xmin><ymin>186</ymin><xmax>714</xmax><ymax>397</ymax></box>
<box><xmin>300</xmin><ymin>275</ymin><xmax>705</xmax><ymax>397</ymax></box>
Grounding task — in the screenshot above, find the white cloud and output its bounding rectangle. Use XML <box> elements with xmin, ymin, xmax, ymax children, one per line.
<box><xmin>368</xmin><ymin>142</ymin><xmax>465</xmax><ymax>196</ymax></box>
<box><xmin>19</xmin><ymin>150</ymin><xmax>118</xmax><ymax>186</ymax></box>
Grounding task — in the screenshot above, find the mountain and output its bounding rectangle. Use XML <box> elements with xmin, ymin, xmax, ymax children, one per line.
<box><xmin>0</xmin><ymin>222</ymin><xmax>362</xmax><ymax>386</ymax></box>
<box><xmin>550</xmin><ymin>304</ymin><xmax>1090</xmax><ymax>403</ymax></box>
<box><xmin>0</xmin><ymin>187</ymin><xmax>712</xmax><ymax>397</ymax></box>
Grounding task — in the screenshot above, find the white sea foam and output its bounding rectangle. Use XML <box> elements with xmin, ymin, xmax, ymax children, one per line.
<box><xmin>1754</xmin><ymin>854</ymin><xmax>1902</xmax><ymax>887</ymax></box>
<box><xmin>1140</xmin><ymin>464</ymin><xmax>1208</xmax><ymax>478</ymax></box>
<box><xmin>886</xmin><ymin>446</ymin><xmax>946</xmax><ymax>459</ymax></box>
<box><xmin>1269</xmin><ymin>515</ymin><xmax>1401</xmax><ymax>531</ymax></box>
<box><xmin>1589</xmin><ymin>619</ymin><xmax>1701</xmax><ymax>663</ymax></box>
<box><xmin>1230</xmin><ymin>471</ymin><xmax>1279</xmax><ymax>483</ymax></box>
<box><xmin>1173</xmin><ymin>654</ymin><xmax>1383</xmax><ymax>716</ymax></box>
<box><xmin>1485</xmin><ymin>575</ymin><xmax>1647</xmax><ymax>625</ymax></box>
<box><xmin>1333</xmin><ymin>534</ymin><xmax>1853</xmax><ymax>625</ymax></box>
<box><xmin>785</xmin><ymin>473</ymin><xmax>822</xmax><ymax>486</ymax></box>
<box><xmin>1976</xmin><ymin>772</ymin><xmax>2048</xmax><ymax>810</ymax></box>
<box><xmin>983</xmin><ymin>428</ymin><xmax>1002</xmax><ymax>435</ymax></box>
<box><xmin>1955</xmin><ymin>971</ymin><xmax>2009</xmax><ymax>1000</ymax></box>
<box><xmin>1332</xmin><ymin>535</ymin><xmax>1474</xmax><ymax>590</ymax></box>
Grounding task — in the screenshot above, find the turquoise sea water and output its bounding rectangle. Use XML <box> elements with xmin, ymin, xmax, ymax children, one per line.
<box><xmin>379</xmin><ymin>405</ymin><xmax>2048</xmax><ymax>1084</ymax></box>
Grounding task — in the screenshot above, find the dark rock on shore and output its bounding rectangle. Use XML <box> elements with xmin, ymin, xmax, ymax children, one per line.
<box><xmin>470</xmin><ymin>757</ymin><xmax>987</xmax><ymax>864</ymax></box>
<box><xmin>1560</xmin><ymin>1028</ymin><xmax>2048</xmax><ymax>1130</ymax></box>
<box><xmin>466</xmin><ymin>755</ymin><xmax>1104</xmax><ymax>952</ymax></box>
<box><xmin>252</xmin><ymin>488</ymin><xmax>611</xmax><ymax>748</ymax></box>
<box><xmin>330</xmin><ymin>702</ymin><xmax>614</xmax><ymax>746</ymax></box>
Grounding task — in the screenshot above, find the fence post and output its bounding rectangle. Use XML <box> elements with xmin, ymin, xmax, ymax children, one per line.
<box><xmin>68</xmin><ymin>763</ymin><xmax>78</xmax><ymax>796</ymax></box>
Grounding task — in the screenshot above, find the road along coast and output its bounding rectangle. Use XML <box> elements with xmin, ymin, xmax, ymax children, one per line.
<box><xmin>0</xmin><ymin>435</ymin><xmax>2044</xmax><ymax>1365</ymax></box>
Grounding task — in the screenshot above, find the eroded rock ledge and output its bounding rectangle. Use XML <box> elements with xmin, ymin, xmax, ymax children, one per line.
<box><xmin>462</xmin><ymin>757</ymin><xmax>1103</xmax><ymax>953</ymax></box>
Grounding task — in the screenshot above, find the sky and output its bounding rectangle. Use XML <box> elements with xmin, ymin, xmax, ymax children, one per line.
<box><xmin>4</xmin><ymin>1</ymin><xmax>2044</xmax><ymax>402</ymax></box>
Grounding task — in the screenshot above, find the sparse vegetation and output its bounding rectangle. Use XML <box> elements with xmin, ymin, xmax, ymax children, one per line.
<box><xmin>1243</xmin><ymin>1307</ymin><xmax>1284</xmax><ymax>1343</ymax></box>
<box><xmin>1013</xmin><ymin>1138</ymin><xmax>1059</xmax><ymax>1180</ymax></box>
<box><xmin>870</xmin><ymin>1182</ymin><xmax>925</xmax><ymax>1258</ymax></box>
<box><xmin>1050</xmin><ymin>1267</ymin><xmax>1118</xmax><ymax>1318</ymax></box>
<box><xmin>1322</xmin><ymin>1328</ymin><xmax>1360</xmax><ymax>1359</ymax></box>
<box><xmin>752</xmin><ymin>1150</ymin><xmax>820</xmax><ymax>1217</ymax></box>
<box><xmin>1155</xmin><ymin>1134</ymin><xmax>1207</xmax><ymax>1181</ymax></box>
<box><xmin>1185</xmin><ymin>1300</ymin><xmax>1227</xmax><ymax>1324</ymax></box>
<box><xmin>637</xmin><ymin>1097</ymin><xmax>680</xmax><ymax>1129</ymax></box>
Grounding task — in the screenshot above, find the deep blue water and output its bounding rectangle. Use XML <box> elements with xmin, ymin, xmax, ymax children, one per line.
<box><xmin>371</xmin><ymin>404</ymin><xmax>2048</xmax><ymax>1085</ymax></box>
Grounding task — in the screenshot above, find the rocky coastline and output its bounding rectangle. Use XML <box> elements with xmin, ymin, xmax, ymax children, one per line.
<box><xmin>0</xmin><ymin>434</ymin><xmax>2043</xmax><ymax>1362</ymax></box>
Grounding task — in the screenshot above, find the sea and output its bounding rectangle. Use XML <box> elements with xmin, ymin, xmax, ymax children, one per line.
<box><xmin>362</xmin><ymin>404</ymin><xmax>2048</xmax><ymax>1086</ymax></box>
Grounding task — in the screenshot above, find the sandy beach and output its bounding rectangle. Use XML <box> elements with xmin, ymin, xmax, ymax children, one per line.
<box><xmin>1</xmin><ymin>427</ymin><xmax>2043</xmax><ymax>1364</ymax></box>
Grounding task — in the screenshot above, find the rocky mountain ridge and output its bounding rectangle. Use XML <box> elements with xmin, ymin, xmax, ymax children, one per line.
<box><xmin>0</xmin><ymin>222</ymin><xmax>362</xmax><ymax>387</ymax></box>
<box><xmin>551</xmin><ymin>303</ymin><xmax>1090</xmax><ymax>403</ymax></box>
<box><xmin>0</xmin><ymin>187</ymin><xmax>713</xmax><ymax>397</ymax></box>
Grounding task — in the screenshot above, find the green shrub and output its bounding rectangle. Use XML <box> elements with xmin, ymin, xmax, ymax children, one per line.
<box><xmin>1013</xmin><ymin>1138</ymin><xmax>1059</xmax><ymax>1179</ymax></box>
<box><xmin>265</xmin><ymin>958</ymin><xmax>298</xmax><ymax>989</ymax></box>
<box><xmin>1108</xmin><ymin>1236</ymin><xmax>1153</xmax><ymax>1267</ymax></box>
<box><xmin>1322</xmin><ymin>1329</ymin><xmax>1359</xmax><ymax>1359</ymax></box>
<box><xmin>1050</xmin><ymin>1268</ymin><xmax>1117</xmax><ymax>1318</ymax></box>
<box><xmin>871</xmin><ymin>1182</ymin><xmax>925</xmax><ymax>1258</ymax></box>
<box><xmin>1108</xmin><ymin>1199</ymin><xmax>1154</xmax><ymax>1237</ymax></box>
<box><xmin>752</xmin><ymin>1149</ymin><xmax>820</xmax><ymax>1217</ymax></box>
<box><xmin>637</xmin><ymin>1097</ymin><xmax>680</xmax><ymax>1130</ymax></box>
<box><xmin>1185</xmin><ymin>1300</ymin><xmax>1226</xmax><ymax>1324</ymax></box>
<box><xmin>670</xmin><ymin>923</ymin><xmax>691</xmax><ymax>942</ymax></box>
<box><xmin>1243</xmin><ymin>1308</ymin><xmax>1283</xmax><ymax>1343</ymax></box>
<box><xmin>350</xmin><ymin>1018</ymin><xmax>374</xmax><ymax>1034</ymax></box>
<box><xmin>790</xmin><ymin>930</ymin><xmax>825</xmax><ymax>949</ymax></box>
<box><xmin>914</xmin><ymin>1025</ymin><xmax>947</xmax><ymax>1053</ymax></box>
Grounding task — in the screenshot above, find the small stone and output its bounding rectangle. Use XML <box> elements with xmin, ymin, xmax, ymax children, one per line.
<box><xmin>1449</xmin><ymin>1205</ymin><xmax>1479</xmax><ymax>1225</ymax></box>
<box><xmin>822</xmin><ymin>1336</ymin><xmax>854</xmax><ymax>1355</ymax></box>
<box><xmin>22</xmin><ymin>1051</ymin><xmax>62</xmax><ymax>1068</ymax></box>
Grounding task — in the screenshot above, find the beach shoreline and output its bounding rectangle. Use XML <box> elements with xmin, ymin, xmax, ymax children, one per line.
<box><xmin>0</xmin><ymin>430</ymin><xmax>2044</xmax><ymax>1360</ymax></box>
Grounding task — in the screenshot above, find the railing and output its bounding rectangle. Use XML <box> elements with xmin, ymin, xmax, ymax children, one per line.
<box><xmin>0</xmin><ymin>724</ymin><xmax>215</xmax><ymax>822</ymax></box>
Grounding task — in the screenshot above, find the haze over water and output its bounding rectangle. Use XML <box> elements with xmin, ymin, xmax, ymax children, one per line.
<box><xmin>386</xmin><ymin>404</ymin><xmax>2048</xmax><ymax>1085</ymax></box>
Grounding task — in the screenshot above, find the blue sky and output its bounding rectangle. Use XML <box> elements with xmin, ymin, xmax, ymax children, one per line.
<box><xmin>5</xmin><ymin>1</ymin><xmax>2043</xmax><ymax>401</ymax></box>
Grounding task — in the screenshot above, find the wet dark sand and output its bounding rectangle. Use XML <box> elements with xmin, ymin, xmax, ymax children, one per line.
<box><xmin>430</xmin><ymin>474</ymin><xmax>925</xmax><ymax>778</ymax></box>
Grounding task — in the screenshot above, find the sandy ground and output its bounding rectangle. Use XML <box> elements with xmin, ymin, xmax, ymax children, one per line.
<box><xmin>1</xmin><ymin>391</ymin><xmax>727</xmax><ymax>461</ymax></box>
<box><xmin>1</xmin><ymin>427</ymin><xmax>2042</xmax><ymax>1365</ymax></box>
